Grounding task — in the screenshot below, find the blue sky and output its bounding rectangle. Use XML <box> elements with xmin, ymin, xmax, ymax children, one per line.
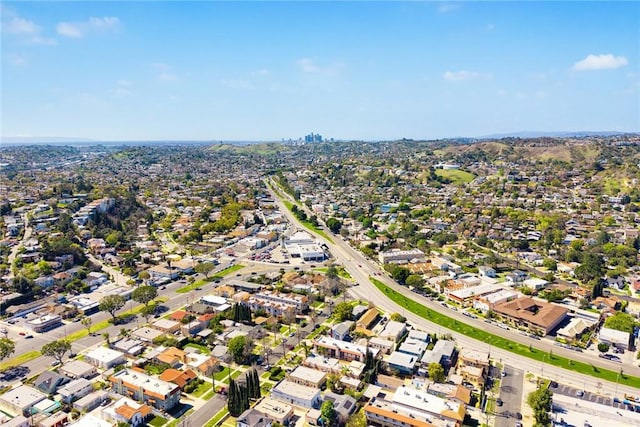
<box><xmin>2</xmin><ymin>1</ymin><xmax>639</xmax><ymax>141</ymax></box>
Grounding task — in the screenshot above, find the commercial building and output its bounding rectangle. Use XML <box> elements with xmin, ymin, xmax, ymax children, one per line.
<box><xmin>110</xmin><ymin>369</ymin><xmax>181</xmax><ymax>411</ymax></box>
<box><xmin>599</xmin><ymin>327</ymin><xmax>631</xmax><ymax>351</ymax></box>
<box><xmin>493</xmin><ymin>297</ymin><xmax>568</xmax><ymax>335</ymax></box>
<box><xmin>253</xmin><ymin>397</ymin><xmax>294</xmax><ymax>425</ymax></box>
<box><xmin>26</xmin><ymin>314</ymin><xmax>62</xmax><ymax>333</ymax></box>
<box><xmin>271</xmin><ymin>380</ymin><xmax>321</xmax><ymax>409</ymax></box>
<box><xmin>283</xmin><ymin>231</ymin><xmax>326</xmax><ymax>261</ymax></box>
<box><xmin>84</xmin><ymin>347</ymin><xmax>125</xmax><ymax>369</ymax></box>
<box><xmin>378</xmin><ymin>249</ymin><xmax>425</xmax><ymax>265</ymax></box>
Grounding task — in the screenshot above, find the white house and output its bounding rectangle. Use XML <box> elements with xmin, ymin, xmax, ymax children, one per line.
<box><xmin>271</xmin><ymin>380</ymin><xmax>321</xmax><ymax>409</ymax></box>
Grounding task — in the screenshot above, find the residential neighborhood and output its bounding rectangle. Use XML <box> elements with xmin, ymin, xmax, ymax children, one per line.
<box><xmin>1</xmin><ymin>136</ymin><xmax>640</xmax><ymax>427</ymax></box>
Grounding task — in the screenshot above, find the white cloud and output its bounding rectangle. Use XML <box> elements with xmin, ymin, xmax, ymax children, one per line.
<box><xmin>220</xmin><ymin>79</ymin><xmax>254</xmax><ymax>90</ymax></box>
<box><xmin>111</xmin><ymin>80</ymin><xmax>134</xmax><ymax>98</ymax></box>
<box><xmin>296</xmin><ymin>58</ymin><xmax>321</xmax><ymax>73</ymax></box>
<box><xmin>437</xmin><ymin>3</ymin><xmax>460</xmax><ymax>13</ymax></box>
<box><xmin>8</xmin><ymin>54</ymin><xmax>28</xmax><ymax>66</ymax></box>
<box><xmin>572</xmin><ymin>54</ymin><xmax>628</xmax><ymax>71</ymax></box>
<box><xmin>2</xmin><ymin>8</ymin><xmax>57</xmax><ymax>45</ymax></box>
<box><xmin>57</xmin><ymin>16</ymin><xmax>120</xmax><ymax>38</ymax></box>
<box><xmin>443</xmin><ymin>70</ymin><xmax>489</xmax><ymax>82</ymax></box>
<box><xmin>152</xmin><ymin>63</ymin><xmax>180</xmax><ymax>82</ymax></box>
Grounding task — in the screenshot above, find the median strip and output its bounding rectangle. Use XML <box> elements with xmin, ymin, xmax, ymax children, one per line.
<box><xmin>371</xmin><ymin>278</ymin><xmax>640</xmax><ymax>388</ymax></box>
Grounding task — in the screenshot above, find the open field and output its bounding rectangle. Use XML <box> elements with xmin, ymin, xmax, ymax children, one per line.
<box><xmin>434</xmin><ymin>168</ymin><xmax>475</xmax><ymax>185</ymax></box>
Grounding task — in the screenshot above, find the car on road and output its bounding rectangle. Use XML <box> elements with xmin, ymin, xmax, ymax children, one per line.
<box><xmin>501</xmin><ymin>371</ymin><xmax>507</xmax><ymax>377</ymax></box>
<box><xmin>50</xmin><ymin>360</ymin><xmax>61</xmax><ymax>367</ymax></box>
<box><xmin>18</xmin><ymin>332</ymin><xmax>25</xmax><ymax>336</ymax></box>
<box><xmin>496</xmin><ymin>399</ymin><xmax>503</xmax><ymax>406</ymax></box>
<box><xmin>24</xmin><ymin>335</ymin><xmax>33</xmax><ymax>339</ymax></box>
<box><xmin>576</xmin><ymin>390</ymin><xmax>584</xmax><ymax>397</ymax></box>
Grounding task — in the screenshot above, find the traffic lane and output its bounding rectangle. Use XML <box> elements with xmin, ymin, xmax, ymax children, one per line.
<box><xmin>495</xmin><ymin>366</ymin><xmax>524</xmax><ymax>427</ymax></box>
<box><xmin>185</xmin><ymin>391</ymin><xmax>226</xmax><ymax>427</ymax></box>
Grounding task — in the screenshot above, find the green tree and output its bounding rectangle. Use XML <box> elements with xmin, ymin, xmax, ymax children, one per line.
<box><xmin>332</xmin><ymin>302</ymin><xmax>353</xmax><ymax>322</ymax></box>
<box><xmin>195</xmin><ymin>262</ymin><xmax>216</xmax><ymax>278</ymax></box>
<box><xmin>81</xmin><ymin>316</ymin><xmax>93</xmax><ymax>335</ymax></box>
<box><xmin>597</xmin><ymin>343</ymin><xmax>610</xmax><ymax>353</ymax></box>
<box><xmin>0</xmin><ymin>338</ymin><xmax>15</xmax><ymax>361</ymax></box>
<box><xmin>99</xmin><ymin>294</ymin><xmax>126</xmax><ymax>324</ymax></box>
<box><xmin>326</xmin><ymin>217</ymin><xmax>343</xmax><ymax>234</ymax></box>
<box><xmin>228</xmin><ymin>335</ymin><xmax>253</xmax><ymax>364</ymax></box>
<box><xmin>427</xmin><ymin>362</ymin><xmax>445</xmax><ymax>383</ymax></box>
<box><xmin>41</xmin><ymin>339</ymin><xmax>72</xmax><ymax>365</ymax></box>
<box><xmin>405</xmin><ymin>274</ymin><xmax>425</xmax><ymax>289</ymax></box>
<box><xmin>527</xmin><ymin>387</ymin><xmax>553</xmax><ymax>426</ymax></box>
<box><xmin>321</xmin><ymin>400</ymin><xmax>337</xmax><ymax>427</ymax></box>
<box><xmin>604</xmin><ymin>312</ymin><xmax>638</xmax><ymax>333</ymax></box>
<box><xmin>132</xmin><ymin>285</ymin><xmax>158</xmax><ymax>308</ymax></box>
<box><xmin>390</xmin><ymin>313</ymin><xmax>406</xmax><ymax>322</ymax></box>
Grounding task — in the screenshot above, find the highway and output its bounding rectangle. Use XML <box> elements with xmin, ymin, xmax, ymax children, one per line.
<box><xmin>266</xmin><ymin>182</ymin><xmax>640</xmax><ymax>399</ymax></box>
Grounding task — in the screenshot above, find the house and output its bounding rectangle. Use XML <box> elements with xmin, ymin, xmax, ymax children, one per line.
<box><xmin>556</xmin><ymin>317</ymin><xmax>595</xmax><ymax>340</ymax></box>
<box><xmin>478</xmin><ymin>266</ymin><xmax>496</xmax><ymax>278</ymax></box>
<box><xmin>368</xmin><ymin>337</ymin><xmax>394</xmax><ymax>355</ymax></box>
<box><xmin>397</xmin><ymin>339</ymin><xmax>428</xmax><ymax>358</ymax></box>
<box><xmin>84</xmin><ymin>347</ymin><xmax>126</xmax><ymax>370</ymax></box>
<box><xmin>0</xmin><ymin>386</ymin><xmax>47</xmax><ymax>417</ymax></box>
<box><xmin>505</xmin><ymin>270</ymin><xmax>527</xmax><ymax>285</ymax></box>
<box><xmin>523</xmin><ymin>278</ymin><xmax>549</xmax><ymax>291</ymax></box>
<box><xmin>356</xmin><ymin>308</ymin><xmax>379</xmax><ymax>330</ymax></box>
<box><xmin>58</xmin><ymin>378</ymin><xmax>93</xmax><ymax>403</ymax></box>
<box><xmin>73</xmin><ymin>390</ymin><xmax>108</xmax><ymax>412</ymax></box>
<box><xmin>599</xmin><ymin>327</ymin><xmax>631</xmax><ymax>351</ymax></box>
<box><xmin>237</xmin><ymin>409</ymin><xmax>273</xmax><ymax>427</ymax></box>
<box><xmin>152</xmin><ymin>318</ymin><xmax>181</xmax><ymax>334</ymax></box>
<box><xmin>330</xmin><ymin>321</ymin><xmax>353</xmax><ymax>341</ymax></box>
<box><xmin>110</xmin><ymin>369</ymin><xmax>181</xmax><ymax>411</ymax></box>
<box><xmin>156</xmin><ymin>347</ymin><xmax>186</xmax><ymax>367</ymax></box>
<box><xmin>102</xmin><ymin>397</ymin><xmax>153</xmax><ymax>427</ymax></box>
<box><xmin>159</xmin><ymin>369</ymin><xmax>198</xmax><ymax>389</ymax></box>
<box><xmin>324</xmin><ymin>391</ymin><xmax>357</xmax><ymax>421</ymax></box>
<box><xmin>386</xmin><ymin>351</ymin><xmax>418</xmax><ymax>375</ymax></box>
<box><xmin>252</xmin><ymin>397</ymin><xmax>294</xmax><ymax>425</ymax></box>
<box><xmin>288</xmin><ymin>366</ymin><xmax>327</xmax><ymax>389</ymax></box>
<box><xmin>34</xmin><ymin>371</ymin><xmax>69</xmax><ymax>395</ymax></box>
<box><xmin>271</xmin><ymin>380</ymin><xmax>321</xmax><ymax>409</ymax></box>
<box><xmin>420</xmin><ymin>340</ymin><xmax>456</xmax><ymax>368</ymax></box>
<box><xmin>185</xmin><ymin>352</ymin><xmax>220</xmax><ymax>377</ymax></box>
<box><xmin>379</xmin><ymin>321</ymin><xmax>407</xmax><ymax>343</ymax></box>
<box><xmin>59</xmin><ymin>360</ymin><xmax>97</xmax><ymax>380</ymax></box>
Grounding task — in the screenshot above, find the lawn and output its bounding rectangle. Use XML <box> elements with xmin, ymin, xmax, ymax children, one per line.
<box><xmin>149</xmin><ymin>415</ymin><xmax>168</xmax><ymax>427</ymax></box>
<box><xmin>0</xmin><ymin>350</ymin><xmax>41</xmax><ymax>370</ymax></box>
<box><xmin>191</xmin><ymin>380</ymin><xmax>213</xmax><ymax>398</ymax></box>
<box><xmin>434</xmin><ymin>168</ymin><xmax>475</xmax><ymax>185</ymax></box>
<box><xmin>185</xmin><ymin>343</ymin><xmax>210</xmax><ymax>354</ymax></box>
<box><xmin>282</xmin><ymin>200</ymin><xmax>334</xmax><ymax>243</ymax></box>
<box><xmin>204</xmin><ymin>408</ymin><xmax>229</xmax><ymax>427</ymax></box>
<box><xmin>214</xmin><ymin>366</ymin><xmax>232</xmax><ymax>381</ymax></box>
<box><xmin>371</xmin><ymin>278</ymin><xmax>640</xmax><ymax>388</ymax></box>
<box><xmin>176</xmin><ymin>278</ymin><xmax>213</xmax><ymax>294</ymax></box>
<box><xmin>213</xmin><ymin>264</ymin><xmax>245</xmax><ymax>278</ymax></box>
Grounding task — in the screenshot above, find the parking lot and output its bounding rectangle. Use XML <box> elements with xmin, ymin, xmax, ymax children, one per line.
<box><xmin>551</xmin><ymin>382</ymin><xmax>640</xmax><ymax>412</ymax></box>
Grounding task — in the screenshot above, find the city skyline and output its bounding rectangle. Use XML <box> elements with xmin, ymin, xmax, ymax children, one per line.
<box><xmin>2</xmin><ymin>1</ymin><xmax>639</xmax><ymax>141</ymax></box>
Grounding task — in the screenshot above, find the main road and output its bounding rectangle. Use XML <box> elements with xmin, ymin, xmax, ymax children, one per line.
<box><xmin>266</xmin><ymin>182</ymin><xmax>640</xmax><ymax>399</ymax></box>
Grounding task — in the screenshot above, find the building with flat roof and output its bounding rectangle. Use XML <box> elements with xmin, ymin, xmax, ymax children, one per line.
<box><xmin>378</xmin><ymin>249</ymin><xmax>425</xmax><ymax>265</ymax></box>
<box><xmin>599</xmin><ymin>326</ymin><xmax>631</xmax><ymax>350</ymax></box>
<box><xmin>421</xmin><ymin>340</ymin><xmax>456</xmax><ymax>368</ymax></box>
<box><xmin>387</xmin><ymin>351</ymin><xmax>419</xmax><ymax>375</ymax></box>
<box><xmin>398</xmin><ymin>339</ymin><xmax>428</xmax><ymax>358</ymax></box>
<box><xmin>288</xmin><ymin>366</ymin><xmax>327</xmax><ymax>388</ymax></box>
<box><xmin>303</xmin><ymin>355</ymin><xmax>342</xmax><ymax>374</ymax></box>
<box><xmin>152</xmin><ymin>318</ymin><xmax>181</xmax><ymax>334</ymax></box>
<box><xmin>379</xmin><ymin>321</ymin><xmax>407</xmax><ymax>343</ymax></box>
<box><xmin>253</xmin><ymin>397</ymin><xmax>294</xmax><ymax>425</ymax></box>
<box><xmin>26</xmin><ymin>314</ymin><xmax>62</xmax><ymax>333</ymax></box>
<box><xmin>85</xmin><ymin>347</ymin><xmax>126</xmax><ymax>370</ymax></box>
<box><xmin>365</xmin><ymin>385</ymin><xmax>466</xmax><ymax>427</ymax></box>
<box><xmin>110</xmin><ymin>369</ymin><xmax>181</xmax><ymax>411</ymax></box>
<box><xmin>368</xmin><ymin>337</ymin><xmax>395</xmax><ymax>355</ymax></box>
<box><xmin>0</xmin><ymin>386</ymin><xmax>47</xmax><ymax>416</ymax></box>
<box><xmin>59</xmin><ymin>360</ymin><xmax>97</xmax><ymax>380</ymax></box>
<box><xmin>314</xmin><ymin>336</ymin><xmax>379</xmax><ymax>362</ymax></box>
<box><xmin>271</xmin><ymin>380</ymin><xmax>321</xmax><ymax>409</ymax></box>
<box><xmin>58</xmin><ymin>378</ymin><xmax>93</xmax><ymax>403</ymax></box>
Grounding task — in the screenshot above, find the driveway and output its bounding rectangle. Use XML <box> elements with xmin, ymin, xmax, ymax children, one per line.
<box><xmin>495</xmin><ymin>366</ymin><xmax>524</xmax><ymax>427</ymax></box>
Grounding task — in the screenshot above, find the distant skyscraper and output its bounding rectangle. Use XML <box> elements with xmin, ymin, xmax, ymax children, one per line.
<box><xmin>304</xmin><ymin>132</ymin><xmax>323</xmax><ymax>143</ymax></box>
